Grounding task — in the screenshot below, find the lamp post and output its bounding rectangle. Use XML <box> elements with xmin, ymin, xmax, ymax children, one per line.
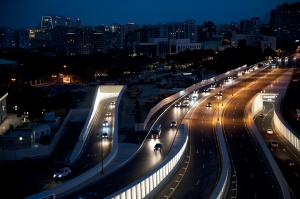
<box><xmin>221</xmin><ymin>84</ymin><xmax>223</xmax><ymax>106</ymax></box>
<box><xmin>231</xmin><ymin>74</ymin><xmax>233</xmax><ymax>96</ymax></box>
<box><xmin>218</xmin><ymin>100</ymin><xmax>220</xmax><ymax>121</ymax></box>
<box><xmin>97</xmin><ymin>132</ymin><xmax>104</xmax><ymax>174</ymax></box>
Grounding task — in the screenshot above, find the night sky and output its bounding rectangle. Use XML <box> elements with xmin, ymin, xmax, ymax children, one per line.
<box><xmin>0</xmin><ymin>0</ymin><xmax>298</xmax><ymax>29</ymax></box>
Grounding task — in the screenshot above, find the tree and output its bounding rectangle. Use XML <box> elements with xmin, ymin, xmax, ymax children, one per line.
<box><xmin>133</xmin><ymin>99</ymin><xmax>142</xmax><ymax>132</ymax></box>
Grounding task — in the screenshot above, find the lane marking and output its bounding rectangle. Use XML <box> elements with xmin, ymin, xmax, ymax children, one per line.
<box><xmin>203</xmin><ymin>150</ymin><xmax>205</xmax><ymax>154</ymax></box>
<box><xmin>251</xmin><ymin>173</ymin><xmax>253</xmax><ymax>178</ymax></box>
<box><xmin>125</xmin><ymin>172</ymin><xmax>130</xmax><ymax>176</ymax></box>
<box><xmin>84</xmin><ymin>164</ymin><xmax>89</xmax><ymax>168</ymax></box>
<box><xmin>245</xmin><ymin>157</ymin><xmax>247</xmax><ymax>161</ymax></box>
<box><xmin>196</xmin><ymin>179</ymin><xmax>199</xmax><ymax>185</ymax></box>
<box><xmin>105</xmin><ymin>184</ymin><xmax>112</xmax><ymax>188</ymax></box>
<box><xmin>203</xmin><ymin>163</ymin><xmax>205</xmax><ymax>168</ymax></box>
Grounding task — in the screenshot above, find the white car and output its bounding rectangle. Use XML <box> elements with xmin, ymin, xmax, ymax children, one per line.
<box><xmin>103</xmin><ymin>120</ymin><xmax>109</xmax><ymax>126</ymax></box>
<box><xmin>170</xmin><ymin>121</ymin><xmax>177</xmax><ymax>127</ymax></box>
<box><xmin>111</xmin><ymin>101</ymin><xmax>116</xmax><ymax>105</ymax></box>
<box><xmin>192</xmin><ymin>96</ymin><xmax>197</xmax><ymax>100</ymax></box>
<box><xmin>267</xmin><ymin>129</ymin><xmax>273</xmax><ymax>135</ymax></box>
<box><xmin>106</xmin><ymin>112</ymin><xmax>111</xmax><ymax>116</ymax></box>
<box><xmin>53</xmin><ymin>167</ymin><xmax>71</xmax><ymax>179</ymax></box>
<box><xmin>183</xmin><ymin>101</ymin><xmax>190</xmax><ymax>107</ymax></box>
<box><xmin>174</xmin><ymin>102</ymin><xmax>181</xmax><ymax>107</ymax></box>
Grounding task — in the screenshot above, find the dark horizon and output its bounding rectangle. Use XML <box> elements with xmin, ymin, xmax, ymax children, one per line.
<box><xmin>1</xmin><ymin>0</ymin><xmax>298</xmax><ymax>29</ymax></box>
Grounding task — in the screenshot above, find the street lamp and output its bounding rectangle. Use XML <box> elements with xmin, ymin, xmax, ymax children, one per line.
<box><xmin>231</xmin><ymin>74</ymin><xmax>233</xmax><ymax>96</ymax></box>
<box><xmin>221</xmin><ymin>84</ymin><xmax>223</xmax><ymax>106</ymax></box>
<box><xmin>97</xmin><ymin>132</ymin><xmax>104</xmax><ymax>174</ymax></box>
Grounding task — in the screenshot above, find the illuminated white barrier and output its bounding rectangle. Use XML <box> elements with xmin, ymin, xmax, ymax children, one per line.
<box><xmin>105</xmin><ymin>124</ymin><xmax>188</xmax><ymax>199</ymax></box>
<box><xmin>70</xmin><ymin>85</ymin><xmax>126</xmax><ymax>164</ymax></box>
<box><xmin>143</xmin><ymin>64</ymin><xmax>255</xmax><ymax>129</ymax></box>
<box><xmin>26</xmin><ymin>86</ymin><xmax>127</xmax><ymax>199</ymax></box>
<box><xmin>245</xmin><ymin>69</ymin><xmax>293</xmax><ymax>199</ymax></box>
<box><xmin>271</xmin><ymin>70</ymin><xmax>300</xmax><ymax>152</ymax></box>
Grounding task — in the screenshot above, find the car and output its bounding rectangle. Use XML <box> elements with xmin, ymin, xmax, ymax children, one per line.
<box><xmin>259</xmin><ymin>113</ymin><xmax>264</xmax><ymax>117</ymax></box>
<box><xmin>192</xmin><ymin>96</ymin><xmax>197</xmax><ymax>100</ymax></box>
<box><xmin>174</xmin><ymin>102</ymin><xmax>181</xmax><ymax>107</ymax></box>
<box><xmin>105</xmin><ymin>112</ymin><xmax>111</xmax><ymax>116</ymax></box>
<box><xmin>102</xmin><ymin>132</ymin><xmax>108</xmax><ymax>138</ymax></box>
<box><xmin>206</xmin><ymin>102</ymin><xmax>212</xmax><ymax>107</ymax></box>
<box><xmin>103</xmin><ymin>120</ymin><xmax>109</xmax><ymax>126</ymax></box>
<box><xmin>183</xmin><ymin>101</ymin><xmax>190</xmax><ymax>107</ymax></box>
<box><xmin>170</xmin><ymin>121</ymin><xmax>177</xmax><ymax>127</ymax></box>
<box><xmin>85</xmin><ymin>192</ymin><xmax>99</xmax><ymax>198</ymax></box>
<box><xmin>218</xmin><ymin>91</ymin><xmax>222</xmax><ymax>96</ymax></box>
<box><xmin>154</xmin><ymin>143</ymin><xmax>163</xmax><ymax>151</ymax></box>
<box><xmin>184</xmin><ymin>96</ymin><xmax>189</xmax><ymax>100</ymax></box>
<box><xmin>285</xmin><ymin>159</ymin><xmax>294</xmax><ymax>166</ymax></box>
<box><xmin>270</xmin><ymin>140</ymin><xmax>278</xmax><ymax>147</ymax></box>
<box><xmin>111</xmin><ymin>101</ymin><xmax>115</xmax><ymax>105</ymax></box>
<box><xmin>204</xmin><ymin>88</ymin><xmax>209</xmax><ymax>92</ymax></box>
<box><xmin>53</xmin><ymin>167</ymin><xmax>71</xmax><ymax>179</ymax></box>
<box><xmin>267</xmin><ymin>129</ymin><xmax>273</xmax><ymax>135</ymax></box>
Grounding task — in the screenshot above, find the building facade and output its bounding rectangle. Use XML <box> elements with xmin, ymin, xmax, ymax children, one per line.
<box><xmin>269</xmin><ymin>2</ymin><xmax>300</xmax><ymax>42</ymax></box>
<box><xmin>0</xmin><ymin>93</ymin><xmax>8</xmax><ymax>125</ymax></box>
<box><xmin>41</xmin><ymin>16</ymin><xmax>53</xmax><ymax>29</ymax></box>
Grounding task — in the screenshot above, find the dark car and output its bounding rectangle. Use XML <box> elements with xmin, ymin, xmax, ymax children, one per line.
<box><xmin>285</xmin><ymin>159</ymin><xmax>294</xmax><ymax>166</ymax></box>
<box><xmin>154</xmin><ymin>143</ymin><xmax>163</xmax><ymax>151</ymax></box>
<box><xmin>85</xmin><ymin>192</ymin><xmax>99</xmax><ymax>198</ymax></box>
<box><xmin>206</xmin><ymin>102</ymin><xmax>212</xmax><ymax>107</ymax></box>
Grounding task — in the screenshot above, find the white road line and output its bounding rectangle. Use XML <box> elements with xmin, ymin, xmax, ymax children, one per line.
<box><xmin>21</xmin><ymin>188</ymin><xmax>29</xmax><ymax>192</ymax></box>
<box><xmin>202</xmin><ymin>139</ymin><xmax>203</xmax><ymax>142</ymax></box>
<box><xmin>251</xmin><ymin>173</ymin><xmax>253</xmax><ymax>178</ymax></box>
<box><xmin>234</xmin><ymin>126</ymin><xmax>235</xmax><ymax>128</ymax></box>
<box><xmin>245</xmin><ymin>157</ymin><xmax>247</xmax><ymax>161</ymax></box>
<box><xmin>84</xmin><ymin>164</ymin><xmax>89</xmax><ymax>168</ymax></box>
<box><xmin>255</xmin><ymin>192</ymin><xmax>257</xmax><ymax>198</ymax></box>
<box><xmin>241</xmin><ymin>145</ymin><xmax>242</xmax><ymax>148</ymax></box>
<box><xmin>105</xmin><ymin>184</ymin><xmax>111</xmax><ymax>188</ymax></box>
<box><xmin>197</xmin><ymin>150</ymin><xmax>198</xmax><ymax>153</ymax></box>
<box><xmin>242</xmin><ymin>135</ymin><xmax>244</xmax><ymax>138</ymax></box>
<box><xmin>283</xmin><ymin>149</ymin><xmax>286</xmax><ymax>152</ymax></box>
<box><xmin>203</xmin><ymin>163</ymin><xmax>205</xmax><ymax>168</ymax></box>
<box><xmin>196</xmin><ymin>179</ymin><xmax>199</xmax><ymax>185</ymax></box>
<box><xmin>125</xmin><ymin>172</ymin><xmax>130</xmax><ymax>176</ymax></box>
<box><xmin>295</xmin><ymin>172</ymin><xmax>299</xmax><ymax>177</ymax></box>
<box><xmin>231</xmin><ymin>134</ymin><xmax>232</xmax><ymax>137</ymax></box>
<box><xmin>237</xmin><ymin>135</ymin><xmax>238</xmax><ymax>137</ymax></box>
<box><xmin>203</xmin><ymin>150</ymin><xmax>205</xmax><ymax>154</ymax></box>
<box><xmin>210</xmin><ymin>150</ymin><xmax>212</xmax><ymax>154</ymax></box>
<box><xmin>233</xmin><ymin>118</ymin><xmax>234</xmax><ymax>121</ymax></box>
<box><xmin>87</xmin><ymin>154</ymin><xmax>90</xmax><ymax>156</ymax></box>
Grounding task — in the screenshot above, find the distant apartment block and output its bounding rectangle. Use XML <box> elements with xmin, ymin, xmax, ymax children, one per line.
<box><xmin>76</xmin><ymin>18</ymin><xmax>81</xmax><ymax>28</ymax></box>
<box><xmin>65</xmin><ymin>17</ymin><xmax>71</xmax><ymax>27</ymax></box>
<box><xmin>251</xmin><ymin>17</ymin><xmax>261</xmax><ymax>35</ymax></box>
<box><xmin>65</xmin><ymin>27</ymin><xmax>106</xmax><ymax>56</ymax></box>
<box><xmin>270</xmin><ymin>2</ymin><xmax>300</xmax><ymax>42</ymax></box>
<box><xmin>240</xmin><ymin>19</ymin><xmax>251</xmax><ymax>33</ymax></box>
<box><xmin>0</xmin><ymin>28</ymin><xmax>29</xmax><ymax>49</ymax></box>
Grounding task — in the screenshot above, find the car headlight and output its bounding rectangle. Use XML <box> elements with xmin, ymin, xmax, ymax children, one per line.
<box><xmin>53</xmin><ymin>174</ymin><xmax>56</xmax><ymax>177</ymax></box>
<box><xmin>59</xmin><ymin>175</ymin><xmax>62</xmax><ymax>177</ymax></box>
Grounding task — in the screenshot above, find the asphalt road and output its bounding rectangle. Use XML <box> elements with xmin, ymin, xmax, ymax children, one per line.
<box><xmin>223</xmin><ymin>68</ymin><xmax>291</xmax><ymax>199</ymax></box>
<box><xmin>255</xmin><ymin>101</ymin><xmax>300</xmax><ymax>199</ymax></box>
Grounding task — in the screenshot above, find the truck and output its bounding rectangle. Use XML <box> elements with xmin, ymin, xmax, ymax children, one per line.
<box><xmin>151</xmin><ymin>123</ymin><xmax>161</xmax><ymax>138</ymax></box>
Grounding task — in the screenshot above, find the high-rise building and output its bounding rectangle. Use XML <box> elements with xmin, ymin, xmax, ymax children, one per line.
<box><xmin>230</xmin><ymin>21</ymin><xmax>238</xmax><ymax>31</ymax></box>
<box><xmin>64</xmin><ymin>27</ymin><xmax>106</xmax><ymax>56</ymax></box>
<box><xmin>240</xmin><ymin>20</ymin><xmax>251</xmax><ymax>33</ymax></box>
<box><xmin>15</xmin><ymin>29</ymin><xmax>29</xmax><ymax>49</ymax></box>
<box><xmin>0</xmin><ymin>28</ymin><xmax>16</xmax><ymax>49</ymax></box>
<box><xmin>184</xmin><ymin>19</ymin><xmax>197</xmax><ymax>43</ymax></box>
<box><xmin>76</xmin><ymin>19</ymin><xmax>81</xmax><ymax>28</ymax></box>
<box><xmin>251</xmin><ymin>17</ymin><xmax>261</xmax><ymax>35</ymax></box>
<box><xmin>55</xmin><ymin>16</ymin><xmax>61</xmax><ymax>27</ymax></box>
<box><xmin>197</xmin><ymin>21</ymin><xmax>217</xmax><ymax>42</ymax></box>
<box><xmin>167</xmin><ymin>22</ymin><xmax>185</xmax><ymax>39</ymax></box>
<box><xmin>269</xmin><ymin>2</ymin><xmax>300</xmax><ymax>42</ymax></box>
<box><xmin>41</xmin><ymin>16</ymin><xmax>53</xmax><ymax>29</ymax></box>
<box><xmin>150</xmin><ymin>24</ymin><xmax>168</xmax><ymax>38</ymax></box>
<box><xmin>65</xmin><ymin>18</ymin><xmax>71</xmax><ymax>27</ymax></box>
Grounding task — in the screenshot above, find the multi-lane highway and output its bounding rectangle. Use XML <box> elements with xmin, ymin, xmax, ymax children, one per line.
<box><xmin>222</xmin><ymin>68</ymin><xmax>291</xmax><ymax>199</ymax></box>
<box><xmin>255</xmin><ymin>101</ymin><xmax>300</xmax><ymax>199</ymax></box>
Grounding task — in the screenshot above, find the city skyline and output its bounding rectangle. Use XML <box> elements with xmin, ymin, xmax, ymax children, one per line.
<box><xmin>1</xmin><ymin>0</ymin><xmax>298</xmax><ymax>29</ymax></box>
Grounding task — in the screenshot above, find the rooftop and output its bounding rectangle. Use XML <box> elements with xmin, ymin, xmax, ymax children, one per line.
<box><xmin>2</xmin><ymin>129</ymin><xmax>34</xmax><ymax>137</ymax></box>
